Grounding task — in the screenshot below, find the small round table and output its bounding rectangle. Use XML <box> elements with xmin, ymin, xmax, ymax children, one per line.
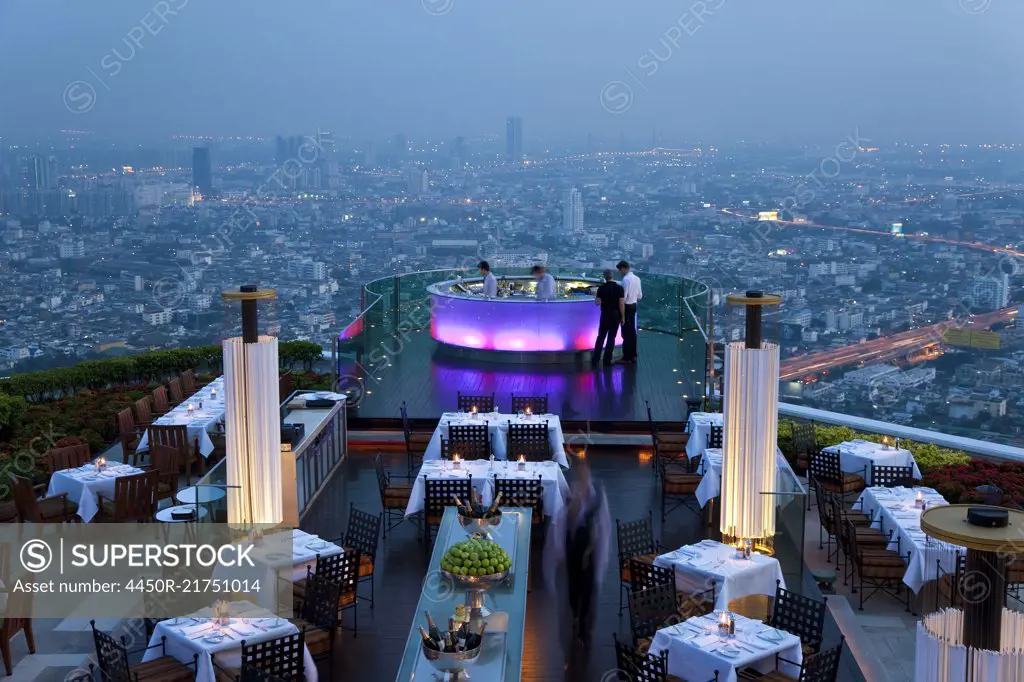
<box><xmin>155</xmin><ymin>505</ymin><xmax>209</xmax><ymax>523</ymax></box>
<box><xmin>921</xmin><ymin>504</ymin><xmax>1024</xmax><ymax>651</ymax></box>
<box><xmin>176</xmin><ymin>486</ymin><xmax>226</xmax><ymax>505</ymax></box>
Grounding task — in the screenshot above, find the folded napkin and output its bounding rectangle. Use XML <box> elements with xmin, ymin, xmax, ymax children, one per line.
<box><xmin>227</xmin><ymin>622</ymin><xmax>259</xmax><ymax>638</ymax></box>
<box><xmin>678</xmin><ymin>548</ymin><xmax>699</xmax><ymax>558</ymax></box>
<box><xmin>180</xmin><ymin>622</ymin><xmax>216</xmax><ymax>639</ymax></box>
<box><xmin>690</xmin><ymin>634</ymin><xmax>720</xmax><ymax>650</ymax></box>
<box><xmin>757</xmin><ymin>628</ymin><xmax>784</xmax><ymax>643</ymax></box>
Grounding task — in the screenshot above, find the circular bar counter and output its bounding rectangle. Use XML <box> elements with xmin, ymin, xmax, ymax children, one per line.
<box><xmin>428</xmin><ymin>276</ymin><xmax>623</xmax><ymax>363</ymax></box>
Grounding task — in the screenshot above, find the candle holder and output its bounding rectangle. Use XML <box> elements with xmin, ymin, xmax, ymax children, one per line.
<box><xmin>214</xmin><ymin>600</ymin><xmax>230</xmax><ymax>627</ymax></box>
<box><xmin>251</xmin><ymin>529</ymin><xmax>264</xmax><ymax>547</ymax></box>
<box><xmin>717</xmin><ymin>611</ymin><xmax>731</xmax><ymax>636</ymax></box>
<box><xmin>915</xmin><ymin>492</ymin><xmax>925</xmax><ymax>509</ymax></box>
<box><xmin>452</xmin><ymin>453</ymin><xmax>461</xmax><ymax>470</ymax></box>
<box><xmin>211</xmin><ymin>387</ymin><xmax>217</xmax><ymax>399</ymax></box>
<box><xmin>517</xmin><ymin>455</ymin><xmax>526</xmax><ymax>471</ymax></box>
<box><xmin>882</xmin><ymin>437</ymin><xmax>891</xmax><ymax>450</ymax></box>
<box><xmin>95</xmin><ymin>457</ymin><xmax>106</xmax><ymax>472</ymax></box>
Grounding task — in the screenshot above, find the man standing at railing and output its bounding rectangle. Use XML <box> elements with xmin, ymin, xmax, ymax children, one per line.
<box><xmin>478</xmin><ymin>260</ymin><xmax>497</xmax><ymax>297</ymax></box>
<box><xmin>617</xmin><ymin>260</ymin><xmax>642</xmax><ymax>364</ymax></box>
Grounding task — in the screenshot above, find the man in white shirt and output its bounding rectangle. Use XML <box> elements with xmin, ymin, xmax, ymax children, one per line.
<box><xmin>533</xmin><ymin>264</ymin><xmax>557</xmax><ymax>299</ymax></box>
<box><xmin>479</xmin><ymin>261</ymin><xmax>498</xmax><ymax>297</ymax></box>
<box><xmin>616</xmin><ymin>260</ymin><xmax>642</xmax><ymax>363</ymax></box>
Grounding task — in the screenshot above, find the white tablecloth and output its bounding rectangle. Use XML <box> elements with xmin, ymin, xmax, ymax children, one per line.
<box><xmin>649</xmin><ymin>612</ymin><xmax>803</xmax><ymax>682</ymax></box>
<box><xmin>695</xmin><ymin>447</ymin><xmax>801</xmax><ymax>508</ymax></box>
<box><xmin>404</xmin><ymin>459</ymin><xmax>568</xmax><ymax>519</ymax></box>
<box><xmin>686</xmin><ymin>413</ymin><xmax>724</xmax><ymax>459</ymax></box>
<box><xmin>213</xmin><ymin>529</ymin><xmax>343</xmax><ymax>611</ymax></box>
<box><xmin>46</xmin><ymin>463</ymin><xmax>145</xmax><ymax>522</ymax></box>
<box><xmin>823</xmin><ymin>440</ymin><xmax>921</xmax><ymax>485</ymax></box>
<box><xmin>856</xmin><ymin>486</ymin><xmax>959</xmax><ymax>593</ymax></box>
<box><xmin>139</xmin><ymin>377</ymin><xmax>226</xmax><ymax>458</ymax></box>
<box><xmin>424</xmin><ymin>412</ymin><xmax>569</xmax><ymax>467</ymax></box>
<box><xmin>143</xmin><ymin>601</ymin><xmax>317</xmax><ymax>682</ymax></box>
<box><xmin>655</xmin><ymin>540</ymin><xmax>785</xmax><ymax>612</ymax></box>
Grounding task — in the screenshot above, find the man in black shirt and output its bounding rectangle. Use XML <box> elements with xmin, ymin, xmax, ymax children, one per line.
<box><xmin>592</xmin><ymin>269</ymin><xmax>625</xmax><ymax>368</ymax></box>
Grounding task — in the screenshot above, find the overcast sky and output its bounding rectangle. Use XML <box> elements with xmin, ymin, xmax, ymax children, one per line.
<box><xmin>1</xmin><ymin>0</ymin><xmax>1021</xmax><ymax>143</ymax></box>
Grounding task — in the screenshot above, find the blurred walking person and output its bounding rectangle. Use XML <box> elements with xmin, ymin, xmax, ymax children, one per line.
<box><xmin>545</xmin><ymin>459</ymin><xmax>611</xmax><ymax>666</ymax></box>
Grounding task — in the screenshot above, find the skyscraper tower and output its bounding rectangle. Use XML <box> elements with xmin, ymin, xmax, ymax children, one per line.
<box><xmin>562</xmin><ymin>186</ymin><xmax>584</xmax><ymax>235</ymax></box>
<box><xmin>192</xmin><ymin>147</ymin><xmax>213</xmax><ymax>195</ymax></box>
<box><xmin>506</xmin><ymin>117</ymin><xmax>523</xmax><ymax>163</ymax></box>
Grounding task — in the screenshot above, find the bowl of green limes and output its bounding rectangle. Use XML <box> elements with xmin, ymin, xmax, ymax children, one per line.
<box><xmin>440</xmin><ymin>536</ymin><xmax>512</xmax><ymax>586</ymax></box>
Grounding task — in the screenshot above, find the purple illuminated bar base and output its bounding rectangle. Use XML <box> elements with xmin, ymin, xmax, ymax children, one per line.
<box><xmin>428</xmin><ymin>276</ymin><xmax>623</xmax><ymax>360</ymax></box>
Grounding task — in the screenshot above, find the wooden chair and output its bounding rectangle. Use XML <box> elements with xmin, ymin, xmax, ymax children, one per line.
<box><xmin>0</xmin><ymin>547</ymin><xmax>35</xmax><ymax>676</ymax></box>
<box><xmin>91</xmin><ymin>620</ymin><xmax>198</xmax><ymax>682</ymax></box>
<box><xmin>167</xmin><ymin>378</ymin><xmax>185</xmax><ymax>406</ymax></box>
<box><xmin>658</xmin><ymin>455</ymin><xmax>702</xmax><ymax>521</ymax></box>
<box><xmin>447</xmin><ymin>423</ymin><xmax>490</xmax><ymax>460</ymax></box>
<box><xmin>375</xmin><ymin>453</ymin><xmax>413</xmax><ymax>538</ymax></box>
<box><xmin>706</xmin><ymin>424</ymin><xmax>724</xmax><ymax>450</ymax></box>
<box><xmin>96</xmin><ymin>471</ymin><xmax>159</xmax><ymax>523</ymax></box>
<box><xmin>294</xmin><ymin>548</ymin><xmax>360</xmax><ymax>636</ymax></box>
<box><xmin>769</xmin><ymin>580</ymin><xmax>828</xmax><ymax>655</ymax></box>
<box><xmin>144</xmin><ymin>444</ymin><xmax>181</xmax><ymax>505</ymax></box>
<box><xmin>180</xmin><ymin>369</ymin><xmax>198</xmax><ymax>397</ymax></box>
<box><xmin>213</xmin><ymin>631</ymin><xmax>305</xmax><ymax>682</ymax></box>
<box><xmin>115</xmin><ymin>407</ymin><xmax>144</xmax><ymax>466</ymax></box>
<box><xmin>616</xmin><ymin>513</ymin><xmax>659</xmax><ymax>615</ymax></box>
<box><xmin>134</xmin><ymin>396</ymin><xmax>155</xmax><ymax>428</ymax></box>
<box><xmin>627</xmin><ymin>583</ymin><xmax>678</xmax><ymax>650</ymax></box>
<box><xmin>510</xmin><ymin>394</ymin><xmax>548</xmax><ymax>415</ymax></box>
<box><xmin>152</xmin><ymin>385</ymin><xmax>171</xmax><ymax>416</ymax></box>
<box><xmin>342</xmin><ymin>504</ymin><xmax>381</xmax><ymax>608</ymax></box>
<box><xmin>424</xmin><ymin>477</ymin><xmax>472</xmax><ymax>542</ymax></box>
<box><xmin>809</xmin><ymin>450</ymin><xmax>865</xmax><ymax>504</ymax></box>
<box><xmin>44</xmin><ymin>444</ymin><xmax>90</xmax><ymax>474</ymax></box>
<box><xmin>457</xmin><ymin>392</ymin><xmax>495</xmax><ymax>413</ymax></box>
<box><xmin>290</xmin><ymin>574</ymin><xmax>339</xmax><ymax>675</ymax></box>
<box><xmin>507</xmin><ymin>421</ymin><xmax>550</xmax><ymax>462</ymax></box>
<box><xmin>148</xmin><ymin>424</ymin><xmax>203</xmax><ymax>485</ymax></box>
<box><xmin>843</xmin><ymin>520</ymin><xmax>908</xmax><ymax>611</ymax></box>
<box><xmin>738</xmin><ymin>638</ymin><xmax>845</xmax><ymax>682</ymax></box>
<box><xmin>870</xmin><ymin>464</ymin><xmax>915</xmax><ymax>489</ymax></box>
<box><xmin>10</xmin><ymin>474</ymin><xmax>78</xmax><ymax>522</ymax></box>
<box><xmin>400</xmin><ymin>401</ymin><xmax>431</xmax><ymax>477</ymax></box>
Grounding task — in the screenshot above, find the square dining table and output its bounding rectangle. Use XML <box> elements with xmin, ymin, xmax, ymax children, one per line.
<box><xmin>823</xmin><ymin>439</ymin><xmax>921</xmax><ymax>485</ymax></box>
<box><xmin>46</xmin><ymin>462</ymin><xmax>146</xmax><ymax>522</ymax></box>
<box><xmin>655</xmin><ymin>540</ymin><xmax>785</xmax><ymax>612</ymax></box>
<box><xmin>423</xmin><ymin>411</ymin><xmax>569</xmax><ymax>466</ymax></box>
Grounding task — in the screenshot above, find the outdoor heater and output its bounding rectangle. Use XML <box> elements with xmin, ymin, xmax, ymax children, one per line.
<box><xmin>221</xmin><ymin>285</ymin><xmax>282</xmax><ymax>527</ymax></box>
<box><xmin>720</xmin><ymin>291</ymin><xmax>782</xmax><ymax>554</ymax></box>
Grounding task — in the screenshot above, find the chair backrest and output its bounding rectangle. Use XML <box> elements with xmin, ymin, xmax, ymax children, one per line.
<box><xmin>91</xmin><ymin>621</ymin><xmax>132</xmax><ymax>682</ymax></box>
<box><xmin>109</xmin><ymin>471</ymin><xmax>159</xmax><ymax>522</ymax></box>
<box><xmin>771</xmin><ymin>580</ymin><xmax>827</xmax><ymax>653</ymax></box>
<box><xmin>871</xmin><ymin>464</ymin><xmax>915</xmax><ymax>489</ymax></box>
<box><xmin>447</xmin><ymin>423</ymin><xmax>490</xmax><ymax>459</ymax></box>
<box><xmin>627</xmin><ymin>583</ymin><xmax>678</xmax><ymax>643</ymax></box>
<box><xmin>424</xmin><ymin>476</ymin><xmax>472</xmax><ymax>521</ymax></box>
<box><xmin>45</xmin><ymin>444</ymin><xmax>91</xmax><ymax>473</ymax></box>
<box><xmin>314</xmin><ymin>547</ymin><xmax>360</xmax><ymax>599</ymax></box>
<box><xmin>800</xmin><ymin>639</ymin><xmax>845</xmax><ymax>682</ymax></box>
<box><xmin>10</xmin><ymin>475</ymin><xmax>42</xmax><ymax>522</ymax></box>
<box><xmin>152</xmin><ymin>385</ymin><xmax>170</xmax><ymax>413</ymax></box>
<box><xmin>684</xmin><ymin>398</ymin><xmax>704</xmax><ymax>421</ymax></box>
<box><xmin>706</xmin><ymin>424</ymin><xmax>723</xmax><ymax>449</ymax></box>
<box><xmin>809</xmin><ymin>450</ymin><xmax>843</xmax><ymax>486</ymax></box>
<box><xmin>374</xmin><ymin>453</ymin><xmax>389</xmax><ymax>500</ymax></box>
<box><xmin>149</xmin><ymin>424</ymin><xmax>191</xmax><ymax>457</ymax></box>
<box><xmin>493</xmin><ymin>475</ymin><xmax>543</xmax><ymax>519</ymax></box>
<box><xmin>150</xmin><ymin>444</ymin><xmax>181</xmax><ymax>477</ymax></box>
<box><xmin>300</xmin><ymin>573</ymin><xmax>342</xmax><ymax>631</ymax></box>
<box><xmin>400</xmin><ymin>401</ymin><xmax>413</xmax><ymax>441</ymax></box>
<box><xmin>614</xmin><ymin>633</ymin><xmax>672</xmax><ymax>682</ymax></box>
<box><xmin>344</xmin><ymin>504</ymin><xmax>381</xmax><ymax>562</ymax></box>
<box><xmin>457</xmin><ymin>392</ymin><xmax>495</xmax><ymax>413</ymax></box>
<box><xmin>793</xmin><ymin>421</ymin><xmax>817</xmax><ymax>455</ymax></box>
<box><xmin>240</xmin><ymin>664</ymin><xmax>290</xmax><ymax>682</ymax></box>
<box><xmin>240</xmin><ymin>630</ymin><xmax>306</xmax><ymax>681</ymax></box>
<box><xmin>115</xmin><ymin>408</ymin><xmax>136</xmax><ymax>439</ymax></box>
<box><xmin>181</xmin><ymin>369</ymin><xmax>197</xmax><ymax>395</ymax></box>
<box><xmin>168</xmin><ymin>377</ymin><xmax>184</xmax><ymax>403</ymax></box>
<box><xmin>616</xmin><ymin>514</ymin><xmax>655</xmax><ymax>566</ymax></box>
<box><xmin>134</xmin><ymin>396</ymin><xmax>153</xmax><ymax>425</ymax></box>
<box><xmin>507</xmin><ymin>421</ymin><xmax>551</xmax><ymax>462</ymax></box>
<box><xmin>511</xmin><ymin>394</ymin><xmax>548</xmax><ymax>415</ymax></box>
<box><xmin>628</xmin><ymin>558</ymin><xmax>674</xmax><ymax>592</ymax></box>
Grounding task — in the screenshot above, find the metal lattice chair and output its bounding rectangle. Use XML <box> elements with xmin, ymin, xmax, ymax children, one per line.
<box><xmin>511</xmin><ymin>394</ymin><xmax>548</xmax><ymax>414</ymax></box>
<box><xmin>792</xmin><ymin>421</ymin><xmax>817</xmax><ymax>473</ymax></box>
<box><xmin>658</xmin><ymin>454</ymin><xmax>702</xmax><ymax>521</ymax></box>
<box><xmin>401</xmin><ymin>401</ymin><xmax>431</xmax><ymax>477</ymax></box>
<box><xmin>613</xmin><ymin>632</ymin><xmax>712</xmax><ymax>682</ymax></box>
<box><xmin>92</xmin><ymin>620</ymin><xmax>197</xmax><ymax>682</ymax></box>
<box><xmin>507</xmin><ymin>421</ymin><xmax>551</xmax><ymax>462</ymax></box>
<box><xmin>809</xmin><ymin>450</ymin><xmax>865</xmax><ymax>505</ymax></box>
<box><xmin>291</xmin><ymin>573</ymin><xmax>340</xmax><ymax>674</ymax></box>
<box><xmin>293</xmin><ymin>548</ymin><xmax>361</xmax><ymax>634</ymax></box>
<box><xmin>677</xmin><ymin>580</ymin><xmax>717</xmax><ymax>621</ymax></box>
<box><xmin>213</xmin><ymin>630</ymin><xmax>306</xmax><ymax>682</ymax></box>
<box><xmin>493</xmin><ymin>475</ymin><xmax>544</xmax><ymax>528</ymax></box>
<box><xmin>870</xmin><ymin>464</ymin><xmax>915</xmax><ymax>489</ymax></box>
<box><xmin>769</xmin><ymin>580</ymin><xmax>827</xmax><ymax>655</ymax></box>
<box><xmin>239</xmin><ymin>664</ymin><xmax>290</xmax><ymax>682</ymax></box>
<box><xmin>617</xmin><ymin>513</ymin><xmax>659</xmax><ymax>615</ymax></box>
<box><xmin>343</xmin><ymin>503</ymin><xmax>381</xmax><ymax>607</ymax></box>
<box><xmin>828</xmin><ymin>493</ymin><xmax>889</xmax><ymax>575</ymax></box>
<box><xmin>843</xmin><ymin>519</ymin><xmax>908</xmax><ymax>611</ymax></box>
<box><xmin>628</xmin><ymin>559</ymin><xmax>673</xmax><ymax>592</ymax></box>
<box><xmin>706</xmin><ymin>424</ymin><xmax>724</xmax><ymax>450</ymax></box>
<box><xmin>739</xmin><ymin>638</ymin><xmax>845</xmax><ymax>682</ymax></box>
<box><xmin>375</xmin><ymin>453</ymin><xmax>414</xmax><ymax>538</ymax></box>
<box><xmin>447</xmin><ymin>423</ymin><xmax>490</xmax><ymax>460</ymax></box>
<box><xmin>424</xmin><ymin>476</ymin><xmax>472</xmax><ymax>542</ymax></box>
<box><xmin>647</xmin><ymin>400</ymin><xmax>688</xmax><ymax>462</ymax></box>
<box><xmin>457</xmin><ymin>392</ymin><xmax>495</xmax><ymax>413</ymax></box>
<box><xmin>627</xmin><ymin>583</ymin><xmax>679</xmax><ymax>650</ymax></box>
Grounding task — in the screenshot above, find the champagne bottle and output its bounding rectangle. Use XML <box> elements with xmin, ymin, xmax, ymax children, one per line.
<box><xmin>419</xmin><ymin>626</ymin><xmax>440</xmax><ymax>651</ymax></box>
<box><xmin>425</xmin><ymin>611</ymin><xmax>443</xmax><ymax>643</ymax></box>
<box><xmin>452</xmin><ymin>494</ymin><xmax>464</xmax><ymax>511</ymax></box>
<box><xmin>488</xmin><ymin>492</ymin><xmax>503</xmax><ymax>515</ymax></box>
<box><xmin>444</xmin><ymin>631</ymin><xmax>455</xmax><ymax>652</ymax></box>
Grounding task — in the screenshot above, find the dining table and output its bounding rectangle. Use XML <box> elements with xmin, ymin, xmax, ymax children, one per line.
<box><xmin>823</xmin><ymin>439</ymin><xmax>921</xmax><ymax>485</ymax></box>
<box><xmin>686</xmin><ymin>412</ymin><xmax>724</xmax><ymax>460</ymax></box>
<box><xmin>143</xmin><ymin>600</ymin><xmax>317</xmax><ymax>682</ymax></box>
<box><xmin>855</xmin><ymin>485</ymin><xmax>959</xmax><ymax>592</ymax></box>
<box><xmin>404</xmin><ymin>458</ymin><xmax>569</xmax><ymax>519</ymax></box>
<box><xmin>695</xmin><ymin>447</ymin><xmax>800</xmax><ymax>509</ymax></box>
<box><xmin>423</xmin><ymin>411</ymin><xmax>569</xmax><ymax>467</ymax></box>
<box><xmin>45</xmin><ymin>461</ymin><xmax>146</xmax><ymax>522</ymax></box>
<box><xmin>138</xmin><ymin>376</ymin><xmax>226</xmax><ymax>458</ymax></box>
<box><xmin>649</xmin><ymin>611</ymin><xmax>803</xmax><ymax>682</ymax></box>
<box><xmin>654</xmin><ymin>539</ymin><xmax>786</xmax><ymax>612</ymax></box>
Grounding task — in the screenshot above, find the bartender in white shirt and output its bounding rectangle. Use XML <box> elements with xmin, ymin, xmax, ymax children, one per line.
<box><xmin>478</xmin><ymin>261</ymin><xmax>498</xmax><ymax>297</ymax></box>
<box><xmin>532</xmin><ymin>264</ymin><xmax>557</xmax><ymax>299</ymax></box>
<box><xmin>616</xmin><ymin>260</ymin><xmax>642</xmax><ymax>363</ymax></box>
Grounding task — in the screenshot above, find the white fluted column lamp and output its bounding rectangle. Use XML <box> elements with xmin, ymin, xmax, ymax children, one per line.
<box><xmin>720</xmin><ymin>292</ymin><xmax>782</xmax><ymax>553</ymax></box>
<box><xmin>222</xmin><ymin>286</ymin><xmax>283</xmax><ymax>527</ymax></box>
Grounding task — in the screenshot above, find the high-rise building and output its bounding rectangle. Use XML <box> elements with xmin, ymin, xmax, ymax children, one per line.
<box><xmin>58</xmin><ymin>237</ymin><xmax>85</xmax><ymax>259</ymax></box>
<box><xmin>406</xmin><ymin>167</ymin><xmax>429</xmax><ymax>196</ymax></box>
<box><xmin>274</xmin><ymin>135</ymin><xmax>306</xmax><ymax>191</ymax></box>
<box><xmin>971</xmin><ymin>274</ymin><xmax>1010</xmax><ymax>310</ymax></box>
<box><xmin>506</xmin><ymin>117</ymin><xmax>523</xmax><ymax>163</ymax></box>
<box><xmin>451</xmin><ymin>136</ymin><xmax>466</xmax><ymax>167</ymax></box>
<box><xmin>393</xmin><ymin>133</ymin><xmax>408</xmax><ymax>164</ymax></box>
<box><xmin>562</xmin><ymin>186</ymin><xmax>584</xmax><ymax>235</ymax></box>
<box><xmin>192</xmin><ymin>147</ymin><xmax>212</xmax><ymax>195</ymax></box>
<box><xmin>27</xmin><ymin>155</ymin><xmax>57</xmax><ymax>190</ymax></box>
